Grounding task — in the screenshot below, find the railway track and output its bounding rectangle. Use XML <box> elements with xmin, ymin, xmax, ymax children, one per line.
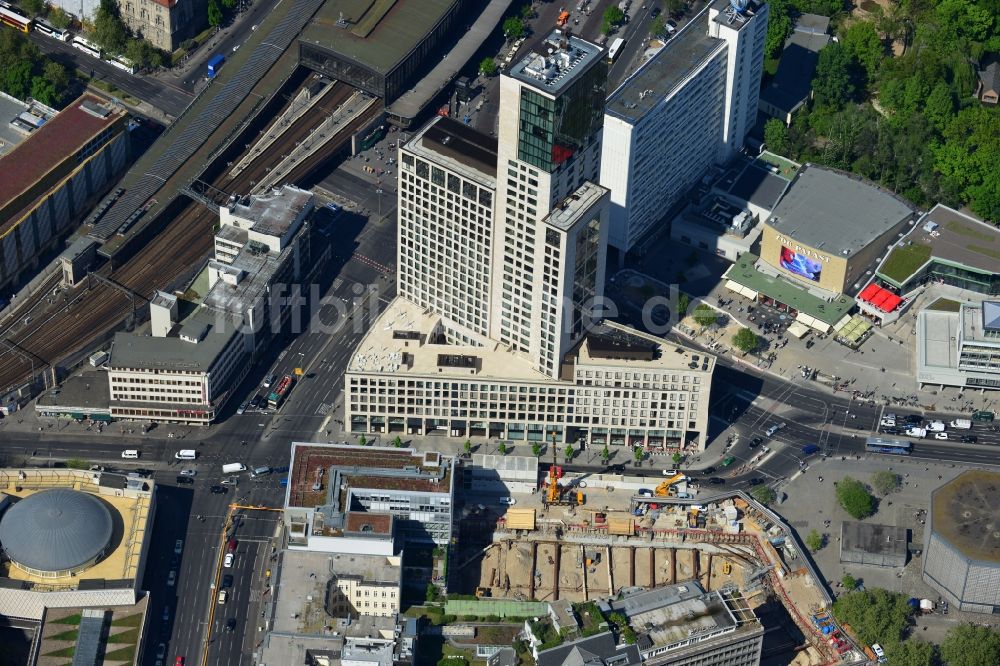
<box><xmin>0</xmin><ymin>80</ymin><xmax>378</xmax><ymax>394</ymax></box>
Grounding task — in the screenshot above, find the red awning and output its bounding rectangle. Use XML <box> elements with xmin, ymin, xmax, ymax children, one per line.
<box><xmin>859</xmin><ymin>284</ymin><xmax>902</xmax><ymax>313</ymax></box>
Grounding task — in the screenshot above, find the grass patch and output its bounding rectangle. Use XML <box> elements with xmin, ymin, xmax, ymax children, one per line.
<box><xmin>926</xmin><ymin>298</ymin><xmax>962</xmax><ymax>312</ymax></box>
<box><xmin>878</xmin><ymin>243</ymin><xmax>932</xmax><ymax>283</ymax></box>
<box><xmin>573</xmin><ymin>601</ymin><xmax>606</xmax><ymax>637</ymax></box>
<box><xmin>171</xmin><ymin>48</ymin><xmax>187</xmax><ymax>66</ymax></box>
<box><xmin>107</xmin><ymin>626</ymin><xmax>139</xmax><ymax>644</ymax></box>
<box><xmin>968</xmin><ymin>244</ymin><xmax>1000</xmax><ymax>261</ymax></box>
<box><xmin>193</xmin><ymin>25</ymin><xmax>216</xmax><ymax>45</ymax></box>
<box><xmin>111</xmin><ymin>613</ymin><xmax>143</xmax><ymax>627</ymax></box>
<box><xmin>52</xmin><ymin>613</ymin><xmax>81</xmax><ymax>625</ymax></box>
<box><xmin>103</xmin><ymin>644</ymin><xmax>137</xmax><ymax>662</ymax></box>
<box><xmin>946</xmin><ymin>220</ymin><xmax>995</xmax><ymax>242</ymax></box>
<box><xmin>44</xmin><ymin>646</ymin><xmax>75</xmax><ymax>658</ymax></box>
<box><xmin>529</xmin><ymin>619</ymin><xmax>562</xmax><ymax>650</ymax></box>
<box><xmin>48</xmin><ymin>628</ymin><xmax>78</xmax><ymax>642</ymax></box>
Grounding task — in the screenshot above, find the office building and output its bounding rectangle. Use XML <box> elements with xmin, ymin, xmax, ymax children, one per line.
<box><xmin>601</xmin><ymin>0</ymin><xmax>768</xmax><ymax>253</ymax></box>
<box><xmin>324</xmin><ymin>552</ymin><xmax>402</xmax><ymax>618</ymax></box>
<box><xmin>108</xmin><ymin>185</ymin><xmax>314</xmax><ymax>424</ymax></box>
<box><xmin>283</xmin><ymin>443</ymin><xmax>455</xmax><ymax>550</ymax></box>
<box><xmin>399</xmin><ymin>116</ymin><xmax>497</xmax><ymax>339</ymax></box>
<box><xmin>917</xmin><ymin>300</ymin><xmax>1000</xmax><ymax>390</ymax></box>
<box><xmin>600</xmin><ymin>583</ymin><xmax>764</xmax><ymax>665</ymax></box>
<box><xmin>0</xmin><ymin>94</ymin><xmax>129</xmax><ymax>293</ymax></box>
<box><xmin>491</xmin><ymin>30</ymin><xmax>608</xmax><ymax>378</ymax></box>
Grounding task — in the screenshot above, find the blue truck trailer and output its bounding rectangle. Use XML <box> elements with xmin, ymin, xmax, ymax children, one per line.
<box><xmin>207</xmin><ymin>54</ymin><xmax>225</xmax><ymax>78</ymax></box>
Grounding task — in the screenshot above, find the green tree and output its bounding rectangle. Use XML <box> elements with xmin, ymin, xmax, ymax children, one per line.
<box><xmin>764</xmin><ymin>118</ymin><xmax>789</xmax><ymax>155</ymax></box>
<box><xmin>871</xmin><ymin>471</ymin><xmax>900</xmax><ymax>496</ymax></box>
<box><xmin>840</xmin><ymin>20</ymin><xmax>883</xmax><ymax>82</ymax></box>
<box><xmin>692</xmin><ymin>307</ymin><xmax>717</xmax><ymax>328</ymax></box>
<box><xmin>651</xmin><ymin>15</ymin><xmax>666</xmax><ymax>37</ymax></box>
<box><xmin>65</xmin><ymin>458</ymin><xmax>91</xmax><ymax>470</ymax></box>
<box><xmin>831</xmin><ymin>588</ymin><xmax>912</xmax><ymax>645</ymax></box>
<box><xmin>677</xmin><ymin>293</ymin><xmax>690</xmax><ymax>317</ymax></box>
<box><xmin>805</xmin><ymin>528</ymin><xmax>824</xmax><ymax>552</ymax></box>
<box><xmin>633</xmin><ymin>447</ymin><xmax>643</xmax><ymax>464</ymax></box>
<box><xmin>48</xmin><ymin>6</ymin><xmax>72</xmax><ymax>29</ymax></box>
<box><xmin>93</xmin><ymin>0</ymin><xmax>129</xmax><ymax>54</ymax></box>
<box><xmin>464</xmin><ymin>439</ymin><xmax>472</xmax><ymax>455</ymax></box>
<box><xmin>841</xmin><ymin>573</ymin><xmax>857</xmax><ymax>590</ymax></box>
<box><xmin>392</xmin><ymin>436</ymin><xmax>403</xmax><ymax>447</ymax></box>
<box><xmin>564</xmin><ymin>445</ymin><xmax>575</xmax><ymax>461</ymax></box>
<box><xmin>666</xmin><ymin>0</ymin><xmax>686</xmax><ymax>17</ymax></box>
<box><xmin>601</xmin><ymin>445</ymin><xmax>611</xmax><ymax>462</ymax></box>
<box><xmin>764</xmin><ymin>0</ymin><xmax>793</xmax><ymax>58</ymax></box>
<box><xmin>519</xmin><ymin>3</ymin><xmax>534</xmax><ymax>20</ymax></box>
<box><xmin>221</xmin><ymin>0</ymin><xmax>236</xmax><ymax>8</ymax></box>
<box><xmin>883</xmin><ymin>639</ymin><xmax>938</xmax><ymax>666</ymax></box>
<box><xmin>208</xmin><ymin>0</ymin><xmax>223</xmax><ymax>28</ymax></box>
<box><xmin>359</xmin><ymin>435</ymin><xmax>367</xmax><ymax>446</ymax></box>
<box><xmin>750</xmin><ymin>485</ymin><xmax>776</xmax><ymax>505</ymax></box>
<box><xmin>1</xmin><ymin>59</ymin><xmax>34</xmax><ymax>100</ymax></box>
<box><xmin>498</xmin><ymin>442</ymin><xmax>508</xmax><ymax>455</ymax></box>
<box><xmin>672</xmin><ymin>452</ymin><xmax>683</xmax><ymax>465</ymax></box>
<box><xmin>732</xmin><ymin>328</ymin><xmax>759</xmax><ymax>354</ymax></box>
<box><xmin>835</xmin><ymin>476</ymin><xmax>875</xmax><ymax>519</ymax></box>
<box><xmin>532</xmin><ymin>443</ymin><xmax>543</xmax><ymax>457</ymax></box>
<box><xmin>479</xmin><ymin>57</ymin><xmax>497</xmax><ymax>77</ymax></box>
<box><xmin>503</xmin><ymin>16</ymin><xmax>525</xmax><ymax>40</ymax></box>
<box><xmin>923</xmin><ymin>81</ymin><xmax>954</xmax><ymax>132</ymax></box>
<box><xmin>43</xmin><ymin>61</ymin><xmax>70</xmax><ymax>97</ymax></box>
<box><xmin>602</xmin><ymin>6</ymin><xmax>625</xmax><ymax>34</ymax></box>
<box><xmin>29</xmin><ymin>76</ymin><xmax>57</xmax><ymax>106</ymax></box>
<box><xmin>21</xmin><ymin>0</ymin><xmax>45</xmax><ymax>16</ymax></box>
<box><xmin>813</xmin><ymin>42</ymin><xmax>858</xmax><ymax>108</ymax></box>
<box><xmin>940</xmin><ymin>624</ymin><xmax>1000</xmax><ymax>666</ymax></box>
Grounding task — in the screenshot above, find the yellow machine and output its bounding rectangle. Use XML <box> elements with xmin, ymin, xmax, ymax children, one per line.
<box><xmin>721</xmin><ymin>561</ymin><xmax>732</xmax><ymax>575</ymax></box>
<box><xmin>655</xmin><ymin>473</ymin><xmax>688</xmax><ymax>497</ymax></box>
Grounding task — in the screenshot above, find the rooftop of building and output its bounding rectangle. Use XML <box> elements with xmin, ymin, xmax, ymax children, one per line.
<box><xmin>327</xmin><ymin>550</ymin><xmax>401</xmax><ymax>584</ymax></box>
<box><xmin>709</xmin><ymin>0</ymin><xmax>764</xmax><ymax>32</ymax></box>
<box><xmin>725</xmin><ymin>254</ymin><xmax>856</xmax><ymax>326</ymax></box>
<box><xmin>202</xmin><ymin>248</ymin><xmax>282</xmax><ymax>318</ymax></box>
<box><xmin>109</xmin><ymin>307</ymin><xmax>240</xmax><ymax>373</ymax></box>
<box><xmin>404</xmin><ymin>115</ymin><xmax>498</xmax><ymax>184</ymax></box>
<box><xmin>225</xmin><ymin>184</ymin><xmax>312</xmax><ymax>238</ymax></box>
<box><xmin>604</xmin><ymin>583</ymin><xmax>739</xmax><ymax>647</ymax></box>
<box><xmin>507</xmin><ymin>29</ymin><xmax>605</xmax><ymax>96</ymax></box>
<box><xmin>758</xmin><ymin>32</ymin><xmax>828</xmax><ymax>115</ymax></box>
<box><xmin>300</xmin><ymin>0</ymin><xmax>458</xmax><ymax>75</ymax></box>
<box><xmin>342</xmin><ymin>638</ymin><xmax>396</xmax><ymax>666</ymax></box>
<box><xmin>35</xmin><ymin>370</ymin><xmax>111</xmax><ymax>416</ymax></box>
<box><xmin>931</xmin><ymin>470</ymin><xmax>1000</xmax><ymax>563</ymax></box>
<box><xmin>345</xmin><ymin>511</ymin><xmax>394</xmax><ymax>536</ymax></box>
<box><xmin>917</xmin><ymin>306</ymin><xmax>961</xmax><ymax>371</ymax></box>
<box><xmin>545</xmin><ymin>181</ymin><xmax>608</xmax><ymax>231</ymax></box>
<box><xmin>794</xmin><ymin>12</ymin><xmax>831</xmax><ymax>34</ymax></box>
<box><xmin>536</xmin><ymin>631</ymin><xmax>642</xmax><ymax>666</ymax></box>
<box><xmin>287</xmin><ymin>442</ymin><xmax>450</xmax><ymax>509</ymax></box>
<box><xmin>0</xmin><ymin>94</ymin><xmax>125</xmax><ymax>225</ymax></box>
<box><xmin>571</xmin><ymin>321</ymin><xmax>716</xmax><ymax>374</ymax></box>
<box><xmin>722</xmin><ymin>162</ymin><xmax>792</xmax><ymax>213</ymax></box>
<box><xmin>0</xmin><ymin>95</ymin><xmax>32</xmax><ymax>158</ymax></box>
<box><xmin>766</xmin><ymin>165</ymin><xmax>916</xmax><ymax>259</ymax></box>
<box><xmin>962</xmin><ymin>300</ymin><xmax>1000</xmax><ymax>344</ymax></box>
<box><xmin>606</xmin><ymin>8</ymin><xmax>725</xmax><ymax>123</ymax></box>
<box><xmin>0</xmin><ymin>468</ymin><xmax>152</xmax><ymax>587</ymax></box>
<box><xmin>840</xmin><ymin>521</ymin><xmax>908</xmax><ymax>557</ymax></box>
<box><xmin>878</xmin><ymin>205</ymin><xmax>1000</xmax><ymax>286</ymax></box>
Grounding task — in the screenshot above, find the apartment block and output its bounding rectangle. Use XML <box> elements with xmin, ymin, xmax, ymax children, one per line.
<box><xmin>118</xmin><ymin>0</ymin><xmax>208</xmax><ymax>52</ymax></box>
<box><xmin>601</xmin><ymin>0</ymin><xmax>768</xmax><ymax>253</ymax></box>
<box><xmin>324</xmin><ymin>552</ymin><xmax>402</xmax><ymax>618</ymax></box>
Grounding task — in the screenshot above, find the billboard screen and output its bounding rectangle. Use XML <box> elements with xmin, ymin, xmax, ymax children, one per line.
<box><xmin>780</xmin><ymin>246</ymin><xmax>823</xmax><ymax>282</ymax></box>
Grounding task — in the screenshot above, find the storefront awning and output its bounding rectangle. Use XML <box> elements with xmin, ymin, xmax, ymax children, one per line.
<box><xmin>786</xmin><ymin>321</ymin><xmax>811</xmax><ymax>338</ymax></box>
<box><xmin>795</xmin><ymin>311</ymin><xmax>832</xmax><ymax>333</ymax></box>
<box><xmin>724</xmin><ymin>280</ymin><xmax>758</xmax><ymax>300</ymax></box>
<box><xmin>858</xmin><ymin>283</ymin><xmax>902</xmax><ymax>313</ymax></box>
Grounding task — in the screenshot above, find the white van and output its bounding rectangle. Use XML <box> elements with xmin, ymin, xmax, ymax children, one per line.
<box><xmin>122</xmin><ymin>450</ymin><xmax>140</xmax><ymax>459</ymax></box>
<box><xmin>175</xmin><ymin>449</ymin><xmax>197</xmax><ymax>460</ymax></box>
<box><xmin>222</xmin><ymin>462</ymin><xmax>247</xmax><ymax>474</ymax></box>
<box><xmin>250</xmin><ymin>465</ymin><xmax>271</xmax><ymax>478</ymax></box>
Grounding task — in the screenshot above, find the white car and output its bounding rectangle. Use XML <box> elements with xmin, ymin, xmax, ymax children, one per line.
<box><xmin>224</xmin><ymin>552</ymin><xmax>235</xmax><ymax>568</ymax></box>
<box><xmin>166</xmin><ymin>570</ymin><xmax>176</xmax><ymax>587</ymax></box>
<box><xmin>934</xmin><ymin>432</ymin><xmax>949</xmax><ymax>440</ymax></box>
<box><xmin>237</xmin><ymin>401</ymin><xmax>247</xmax><ymax>415</ymax></box>
<box><xmin>179</xmin><ymin>469</ymin><xmax>196</xmax><ymax>477</ymax></box>
<box><xmin>500</xmin><ymin>496</ymin><xmax>516</xmax><ymax>506</ymax></box>
<box><xmin>879</xmin><ymin>418</ymin><xmax>896</xmax><ymax>427</ymax></box>
<box><xmin>174</xmin><ymin>539</ymin><xmax>183</xmax><ymax>555</ymax></box>
<box><xmin>871</xmin><ymin>643</ymin><xmax>887</xmax><ymax>664</ymax></box>
<box><xmin>217</xmin><ymin>589</ymin><xmax>228</xmax><ymax>605</ymax></box>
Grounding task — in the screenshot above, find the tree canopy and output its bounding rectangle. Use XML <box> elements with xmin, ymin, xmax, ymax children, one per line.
<box><xmin>871</xmin><ymin>471</ymin><xmax>901</xmax><ymax>496</ymax></box>
<box><xmin>831</xmin><ymin>588</ymin><xmax>912</xmax><ymax>645</ymax></box>
<box><xmin>835</xmin><ymin>476</ymin><xmax>875</xmax><ymax>519</ymax></box>
<box><xmin>732</xmin><ymin>328</ymin><xmax>759</xmax><ymax>353</ymax></box>
<box><xmin>750</xmin><ymin>485</ymin><xmax>776</xmax><ymax>505</ymax></box>
<box><xmin>0</xmin><ymin>29</ymin><xmax>73</xmax><ymax>105</ymax></box>
<box><xmin>940</xmin><ymin>624</ymin><xmax>1000</xmax><ymax>666</ymax></box>
<box><xmin>602</xmin><ymin>6</ymin><xmax>625</xmax><ymax>34</ymax></box>
<box><xmin>883</xmin><ymin>639</ymin><xmax>938</xmax><ymax>666</ymax></box>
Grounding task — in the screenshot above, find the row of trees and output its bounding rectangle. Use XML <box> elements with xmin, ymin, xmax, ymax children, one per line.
<box><xmin>18</xmin><ymin>0</ymin><xmax>72</xmax><ymax>29</ymax></box>
<box><xmin>764</xmin><ymin>0</ymin><xmax>1000</xmax><ymax>222</ymax></box>
<box><xmin>91</xmin><ymin>0</ymin><xmax>164</xmax><ymax>69</ymax></box>
<box><xmin>0</xmin><ymin>29</ymin><xmax>72</xmax><ymax>106</ymax></box>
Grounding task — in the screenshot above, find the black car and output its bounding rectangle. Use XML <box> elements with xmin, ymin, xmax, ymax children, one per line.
<box><xmin>749</xmin><ymin>438</ymin><xmax>763</xmax><ymax>449</ymax></box>
<box><xmin>701</xmin><ymin>466</ymin><xmax>716</xmax><ymax>475</ymax></box>
<box><xmin>222</xmin><ymin>574</ymin><xmax>233</xmax><ymax>588</ymax></box>
<box><xmin>708</xmin><ymin>477</ymin><xmax>726</xmax><ymax>485</ymax></box>
<box><xmin>210</xmin><ymin>485</ymin><xmax>228</xmax><ymax>494</ymax></box>
<box><xmin>882</xmin><ymin>426</ymin><xmax>903</xmax><ymax>435</ymax></box>
<box><xmin>608</xmin><ymin>464</ymin><xmax>626</xmax><ymax>474</ymax></box>
<box><xmin>747</xmin><ymin>478</ymin><xmax>765</xmax><ymax>486</ymax></box>
<box><xmin>961</xmin><ymin>435</ymin><xmax>978</xmax><ymax>443</ymax></box>
<box><xmin>250</xmin><ymin>394</ymin><xmax>263</xmax><ymax>409</ymax></box>
<box><xmin>905</xmin><ymin>415</ymin><xmax>923</xmax><ymax>424</ymax></box>
<box><xmin>225</xmin><ymin>618</ymin><xmax>237</xmax><ymax>632</ymax></box>
<box><xmin>176</xmin><ymin>476</ymin><xmax>194</xmax><ymax>485</ymax></box>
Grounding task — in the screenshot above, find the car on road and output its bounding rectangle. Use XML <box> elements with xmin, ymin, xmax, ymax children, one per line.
<box><xmin>765</xmin><ymin>423</ymin><xmax>786</xmax><ymax>437</ymax></box>
<box><xmin>167</xmin><ymin>570</ymin><xmax>176</xmax><ymax>587</ymax></box>
<box><xmin>224</xmin><ymin>553</ymin><xmax>234</xmax><ymax>568</ymax></box>
<box><xmin>156</xmin><ymin>643</ymin><xmax>166</xmax><ymax>659</ymax></box>
<box><xmin>162</xmin><ymin>606</ymin><xmax>170</xmax><ymax>621</ymax></box>
<box><xmin>179</xmin><ymin>469</ymin><xmax>196</xmax><ymax>477</ymax></box>
<box><xmin>217</xmin><ymin>590</ymin><xmax>228</xmax><ymax>605</ymax></box>
<box><xmin>221</xmin><ymin>476</ymin><xmax>239</xmax><ymax>486</ymax></box>
<box><xmin>133</xmin><ymin>468</ymin><xmax>153</xmax><ymax>476</ymax></box>
<box><xmin>801</xmin><ymin>444</ymin><xmax>820</xmax><ymax>455</ymax></box>
<box><xmin>222</xmin><ymin>574</ymin><xmax>233</xmax><ymax>588</ymax></box>
<box><xmin>226</xmin><ymin>618</ymin><xmax>237</xmax><ymax>632</ymax></box>
<box><xmin>174</xmin><ymin>539</ymin><xmax>183</xmax><ymax>555</ymax></box>
<box><xmin>249</xmin><ymin>394</ymin><xmax>263</xmax><ymax>409</ymax></box>
<box><xmin>708</xmin><ymin>477</ymin><xmax>726</xmax><ymax>485</ymax></box>
<box><xmin>237</xmin><ymin>401</ymin><xmax>247</xmax><ymax>415</ymax></box>
<box><xmin>499</xmin><ymin>497</ymin><xmax>516</xmax><ymax>506</ymax></box>
<box><xmin>934</xmin><ymin>432</ymin><xmax>949</xmax><ymax>440</ymax></box>
<box><xmin>748</xmin><ymin>438</ymin><xmax>763</xmax><ymax>449</ymax></box>
<box><xmin>175</xmin><ymin>658</ymin><xmax>184</xmax><ymax>666</ymax></box>
<box><xmin>263</xmin><ymin>374</ymin><xmax>276</xmax><ymax>388</ymax></box>
<box><xmin>721</xmin><ymin>456</ymin><xmax>736</xmax><ymax>467</ymax></box>
<box><xmin>961</xmin><ymin>435</ymin><xmax>978</xmax><ymax>443</ymax></box>
<box><xmin>227</xmin><ymin>537</ymin><xmax>238</xmax><ymax>553</ymax></box>
<box><xmin>210</xmin><ymin>485</ymin><xmax>227</xmax><ymax>494</ymax></box>
<box><xmin>176</xmin><ymin>476</ymin><xmax>193</xmax><ymax>484</ymax></box>
<box><xmin>905</xmin><ymin>415</ymin><xmax>923</xmax><ymax>424</ymax></box>
<box><xmin>637</xmin><ymin>488</ymin><xmax>653</xmax><ymax>497</ymax></box>
<box><xmin>700</xmin><ymin>466</ymin><xmax>716</xmax><ymax>475</ymax></box>
<box><xmin>747</xmin><ymin>478</ymin><xmax>765</xmax><ymax>486</ymax></box>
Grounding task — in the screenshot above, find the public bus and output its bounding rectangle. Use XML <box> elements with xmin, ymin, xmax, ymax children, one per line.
<box><xmin>34</xmin><ymin>19</ymin><xmax>71</xmax><ymax>41</ymax></box>
<box><xmin>607</xmin><ymin>37</ymin><xmax>625</xmax><ymax>64</ymax></box>
<box><xmin>865</xmin><ymin>437</ymin><xmax>912</xmax><ymax>455</ymax></box>
<box><xmin>106</xmin><ymin>54</ymin><xmax>137</xmax><ymax>74</ymax></box>
<box><xmin>266</xmin><ymin>374</ymin><xmax>295</xmax><ymax>409</ymax></box>
<box><xmin>72</xmin><ymin>35</ymin><xmax>102</xmax><ymax>59</ymax></box>
<box><xmin>0</xmin><ymin>5</ymin><xmax>32</xmax><ymax>32</ymax></box>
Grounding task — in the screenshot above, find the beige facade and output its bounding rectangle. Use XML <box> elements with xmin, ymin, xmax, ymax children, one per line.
<box><xmin>759</xmin><ymin>223</ymin><xmax>848</xmax><ymax>293</ymax></box>
<box><xmin>330</xmin><ymin>572</ymin><xmax>401</xmax><ymax>618</ymax></box>
<box><xmin>118</xmin><ymin>0</ymin><xmax>207</xmax><ymax>52</ymax></box>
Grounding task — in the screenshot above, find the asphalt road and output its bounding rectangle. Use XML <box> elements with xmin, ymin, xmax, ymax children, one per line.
<box><xmin>29</xmin><ymin>33</ymin><xmax>194</xmax><ymax>118</ymax></box>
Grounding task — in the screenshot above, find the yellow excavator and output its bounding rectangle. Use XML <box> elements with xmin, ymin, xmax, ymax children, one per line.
<box><xmin>655</xmin><ymin>473</ymin><xmax>688</xmax><ymax>497</ymax></box>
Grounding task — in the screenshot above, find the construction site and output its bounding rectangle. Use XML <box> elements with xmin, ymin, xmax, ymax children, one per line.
<box><xmin>452</xmin><ymin>471</ymin><xmax>866</xmax><ymax>665</ymax></box>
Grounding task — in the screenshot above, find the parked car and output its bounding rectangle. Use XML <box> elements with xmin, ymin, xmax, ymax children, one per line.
<box><xmin>224</xmin><ymin>553</ymin><xmax>234</xmax><ymax>568</ymax></box>
<box><xmin>748</xmin><ymin>438</ymin><xmax>763</xmax><ymax>449</ymax></box>
<box><xmin>167</xmin><ymin>570</ymin><xmax>176</xmax><ymax>587</ymax></box>
<box><xmin>499</xmin><ymin>496</ymin><xmax>516</xmax><ymax>506</ymax></box>
<box><xmin>249</xmin><ymin>394</ymin><xmax>263</xmax><ymax>409</ymax></box>
<box><xmin>934</xmin><ymin>432</ymin><xmax>949</xmax><ymax>440</ymax></box>
<box><xmin>222</xmin><ymin>574</ymin><xmax>233</xmax><ymax>588</ymax></box>
<box><xmin>905</xmin><ymin>414</ymin><xmax>923</xmax><ymax>424</ymax></box>
<box><xmin>701</xmin><ymin>466</ymin><xmax>716</xmax><ymax>475</ymax></box>
<box><xmin>210</xmin><ymin>485</ymin><xmax>227</xmax><ymax>494</ymax></box>
<box><xmin>237</xmin><ymin>401</ymin><xmax>247</xmax><ymax>415</ymax></box>
<box><xmin>156</xmin><ymin>643</ymin><xmax>167</xmax><ymax>659</ymax></box>
<box><xmin>960</xmin><ymin>435</ymin><xmax>978</xmax><ymax>443</ymax></box>
<box><xmin>179</xmin><ymin>469</ymin><xmax>196</xmax><ymax>477</ymax></box>
<box><xmin>176</xmin><ymin>476</ymin><xmax>193</xmax><ymax>485</ymax></box>
<box><xmin>174</xmin><ymin>539</ymin><xmax>183</xmax><ymax>555</ymax></box>
<box><xmin>162</xmin><ymin>606</ymin><xmax>170</xmax><ymax>621</ymax></box>
<box><xmin>227</xmin><ymin>537</ymin><xmax>238</xmax><ymax>553</ymax></box>
<box><xmin>226</xmin><ymin>618</ymin><xmax>237</xmax><ymax>632</ymax></box>
<box><xmin>708</xmin><ymin>477</ymin><xmax>726</xmax><ymax>485</ymax></box>
<box><xmin>217</xmin><ymin>590</ymin><xmax>228</xmax><ymax>605</ymax></box>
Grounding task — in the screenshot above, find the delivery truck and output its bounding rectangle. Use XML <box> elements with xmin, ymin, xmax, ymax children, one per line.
<box><xmin>222</xmin><ymin>462</ymin><xmax>247</xmax><ymax>474</ymax></box>
<box><xmin>949</xmin><ymin>419</ymin><xmax>972</xmax><ymax>430</ymax></box>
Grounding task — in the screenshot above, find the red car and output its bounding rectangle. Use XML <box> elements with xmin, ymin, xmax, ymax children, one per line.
<box><xmin>227</xmin><ymin>537</ymin><xmax>238</xmax><ymax>553</ymax></box>
<box><xmin>175</xmin><ymin>657</ymin><xmax>184</xmax><ymax>666</ymax></box>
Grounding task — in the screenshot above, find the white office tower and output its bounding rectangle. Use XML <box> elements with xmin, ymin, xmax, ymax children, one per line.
<box><xmin>398</xmin><ymin>116</ymin><xmax>498</xmax><ymax>341</ymax></box>
<box><xmin>601</xmin><ymin>0</ymin><xmax>768</xmax><ymax>253</ymax></box>
<box><xmin>491</xmin><ymin>30</ymin><xmax>609</xmax><ymax>377</ymax></box>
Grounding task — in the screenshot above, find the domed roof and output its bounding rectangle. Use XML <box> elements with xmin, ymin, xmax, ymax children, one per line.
<box><xmin>0</xmin><ymin>489</ymin><xmax>113</xmax><ymax>572</ymax></box>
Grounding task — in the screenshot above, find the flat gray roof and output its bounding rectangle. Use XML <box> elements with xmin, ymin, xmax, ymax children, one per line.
<box><xmin>508</xmin><ymin>30</ymin><xmax>605</xmax><ymax>96</ymax></box>
<box><xmin>227</xmin><ymin>185</ymin><xmax>311</xmax><ymax>238</ymax></box>
<box><xmin>919</xmin><ymin>309</ymin><xmax>959</xmax><ymax>370</ymax></box>
<box><xmin>544</xmin><ymin>182</ymin><xmax>608</xmax><ymax>231</ymax></box>
<box><xmin>606</xmin><ymin>11</ymin><xmax>725</xmax><ymax>124</ymax></box>
<box><xmin>726</xmin><ymin>163</ymin><xmax>791</xmax><ymax>211</ymax></box>
<box><xmin>767</xmin><ymin>165</ymin><xmax>916</xmax><ymax>258</ymax></box>
<box><xmin>300</xmin><ymin>0</ymin><xmax>458</xmax><ymax>75</ymax></box>
<box><xmin>109</xmin><ymin>310</ymin><xmax>238</xmax><ymax>372</ymax></box>
<box><xmin>36</xmin><ymin>371</ymin><xmax>111</xmax><ymax>414</ymax></box>
<box><xmin>710</xmin><ymin>0</ymin><xmax>763</xmax><ymax>32</ymax></box>
<box><xmin>404</xmin><ymin>116</ymin><xmax>498</xmax><ymax>183</ymax></box>
<box><xmin>904</xmin><ymin>204</ymin><xmax>1000</xmax><ymax>276</ymax></box>
<box><xmin>0</xmin><ymin>96</ymin><xmax>30</xmax><ymax>158</ymax></box>
<box><xmin>841</xmin><ymin>521</ymin><xmax>908</xmax><ymax>557</ymax></box>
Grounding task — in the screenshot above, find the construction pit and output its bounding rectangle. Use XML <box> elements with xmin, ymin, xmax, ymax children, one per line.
<box><xmin>454</xmin><ymin>491</ymin><xmax>843</xmax><ymax>666</ymax></box>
